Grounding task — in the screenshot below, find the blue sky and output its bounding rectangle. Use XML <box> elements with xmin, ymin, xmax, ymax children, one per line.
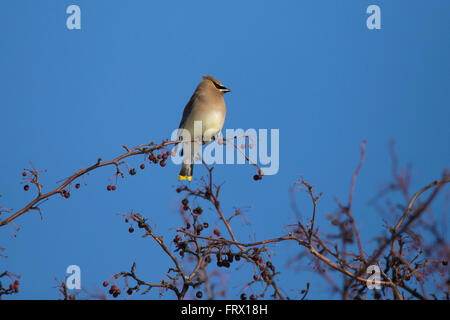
<box><xmin>0</xmin><ymin>0</ymin><xmax>449</xmax><ymax>299</ymax></box>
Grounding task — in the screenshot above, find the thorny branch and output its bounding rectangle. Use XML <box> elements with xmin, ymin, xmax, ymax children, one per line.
<box><xmin>1</xmin><ymin>137</ymin><xmax>448</xmax><ymax>300</ymax></box>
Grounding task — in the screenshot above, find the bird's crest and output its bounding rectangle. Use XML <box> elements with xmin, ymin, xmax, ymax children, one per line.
<box><xmin>202</xmin><ymin>75</ymin><xmax>224</xmax><ymax>87</ymax></box>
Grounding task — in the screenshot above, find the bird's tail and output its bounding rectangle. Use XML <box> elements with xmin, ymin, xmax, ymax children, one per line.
<box><xmin>179</xmin><ymin>163</ymin><xmax>193</xmax><ymax>181</ymax></box>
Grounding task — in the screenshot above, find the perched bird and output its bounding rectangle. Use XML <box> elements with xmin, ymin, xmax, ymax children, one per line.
<box><xmin>175</xmin><ymin>75</ymin><xmax>230</xmax><ymax>181</ymax></box>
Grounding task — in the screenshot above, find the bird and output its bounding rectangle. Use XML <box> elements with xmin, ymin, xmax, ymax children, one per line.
<box><xmin>175</xmin><ymin>75</ymin><xmax>230</xmax><ymax>181</ymax></box>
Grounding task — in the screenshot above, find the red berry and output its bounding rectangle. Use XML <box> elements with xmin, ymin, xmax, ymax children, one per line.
<box><xmin>103</xmin><ymin>281</ymin><xmax>109</xmax><ymax>287</ymax></box>
<box><xmin>129</xmin><ymin>227</ymin><xmax>134</xmax><ymax>233</ymax></box>
<box><xmin>64</xmin><ymin>192</ymin><xmax>70</xmax><ymax>198</ymax></box>
<box><xmin>140</xmin><ymin>163</ymin><xmax>145</xmax><ymax>170</ymax></box>
<box><xmin>157</xmin><ymin>154</ymin><xmax>162</xmax><ymax>159</ymax></box>
<box><xmin>24</xmin><ymin>185</ymin><xmax>29</xmax><ymax>191</ymax></box>
<box><xmin>111</xmin><ymin>285</ymin><xmax>117</xmax><ymax>291</ymax></box>
<box><xmin>162</xmin><ymin>153</ymin><xmax>168</xmax><ymax>160</ymax></box>
<box><xmin>111</xmin><ymin>185</ymin><xmax>116</xmax><ymax>191</ymax></box>
<box><xmin>127</xmin><ymin>288</ymin><xmax>133</xmax><ymax>295</ymax></box>
<box><xmin>107</xmin><ymin>185</ymin><xmax>112</xmax><ymax>191</ymax></box>
<box><xmin>213</xmin><ymin>228</ymin><xmax>221</xmax><ymax>236</ymax></box>
<box><xmin>69</xmin><ymin>294</ymin><xmax>75</xmax><ymax>300</ymax></box>
<box><xmin>75</xmin><ymin>183</ymin><xmax>80</xmax><ymax>189</ymax></box>
<box><xmin>22</xmin><ymin>172</ymin><xmax>27</xmax><ymax>177</ymax></box>
<box><xmin>160</xmin><ymin>160</ymin><xmax>167</xmax><ymax>167</ymax></box>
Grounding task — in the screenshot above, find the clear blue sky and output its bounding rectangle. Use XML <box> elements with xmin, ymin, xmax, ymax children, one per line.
<box><xmin>0</xmin><ymin>0</ymin><xmax>449</xmax><ymax>299</ymax></box>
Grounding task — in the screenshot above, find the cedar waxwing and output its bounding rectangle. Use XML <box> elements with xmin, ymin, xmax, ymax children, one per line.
<box><xmin>175</xmin><ymin>75</ymin><xmax>230</xmax><ymax>181</ymax></box>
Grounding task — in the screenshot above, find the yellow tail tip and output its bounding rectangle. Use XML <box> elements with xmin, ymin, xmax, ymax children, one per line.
<box><xmin>178</xmin><ymin>175</ymin><xmax>192</xmax><ymax>181</ymax></box>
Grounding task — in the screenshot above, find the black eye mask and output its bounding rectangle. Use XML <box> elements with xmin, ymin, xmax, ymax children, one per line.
<box><xmin>213</xmin><ymin>82</ymin><xmax>228</xmax><ymax>91</ymax></box>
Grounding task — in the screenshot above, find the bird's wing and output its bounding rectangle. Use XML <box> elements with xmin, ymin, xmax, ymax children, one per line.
<box><xmin>178</xmin><ymin>91</ymin><xmax>199</xmax><ymax>130</ymax></box>
<box><xmin>173</xmin><ymin>90</ymin><xmax>200</xmax><ymax>156</ymax></box>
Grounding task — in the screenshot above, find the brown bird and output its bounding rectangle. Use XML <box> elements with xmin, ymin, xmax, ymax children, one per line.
<box><xmin>175</xmin><ymin>75</ymin><xmax>230</xmax><ymax>181</ymax></box>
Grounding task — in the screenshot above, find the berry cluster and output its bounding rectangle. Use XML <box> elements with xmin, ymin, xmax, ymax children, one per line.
<box><xmin>8</xmin><ymin>280</ymin><xmax>20</xmax><ymax>293</ymax></box>
<box><xmin>147</xmin><ymin>150</ymin><xmax>170</xmax><ymax>168</ymax></box>
<box><xmin>215</xmin><ymin>251</ymin><xmax>240</xmax><ymax>268</ymax></box>
<box><xmin>106</xmin><ymin>185</ymin><xmax>117</xmax><ymax>191</ymax></box>
<box><xmin>61</xmin><ymin>189</ymin><xmax>71</xmax><ymax>198</ymax></box>
<box><xmin>240</xmin><ymin>293</ymin><xmax>257</xmax><ymax>300</ymax></box>
<box><xmin>105</xmin><ymin>283</ymin><xmax>121</xmax><ymax>298</ymax></box>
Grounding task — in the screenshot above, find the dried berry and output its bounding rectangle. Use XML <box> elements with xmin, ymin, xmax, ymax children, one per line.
<box><xmin>24</xmin><ymin>185</ymin><xmax>29</xmax><ymax>191</ymax></box>
<box><xmin>253</xmin><ymin>174</ymin><xmax>262</xmax><ymax>181</ymax></box>
<box><xmin>75</xmin><ymin>183</ymin><xmax>80</xmax><ymax>189</ymax></box>
<box><xmin>103</xmin><ymin>281</ymin><xmax>109</xmax><ymax>287</ymax></box>
<box><xmin>193</xmin><ymin>207</ymin><xmax>203</xmax><ymax>215</ymax></box>
<box><xmin>140</xmin><ymin>163</ymin><xmax>145</xmax><ymax>170</ymax></box>
<box><xmin>196</xmin><ymin>291</ymin><xmax>203</xmax><ymax>299</ymax></box>
<box><xmin>128</xmin><ymin>227</ymin><xmax>134</xmax><ymax>233</ymax></box>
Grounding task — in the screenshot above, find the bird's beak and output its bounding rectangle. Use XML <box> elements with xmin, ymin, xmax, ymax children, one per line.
<box><xmin>220</xmin><ymin>87</ymin><xmax>231</xmax><ymax>93</ymax></box>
